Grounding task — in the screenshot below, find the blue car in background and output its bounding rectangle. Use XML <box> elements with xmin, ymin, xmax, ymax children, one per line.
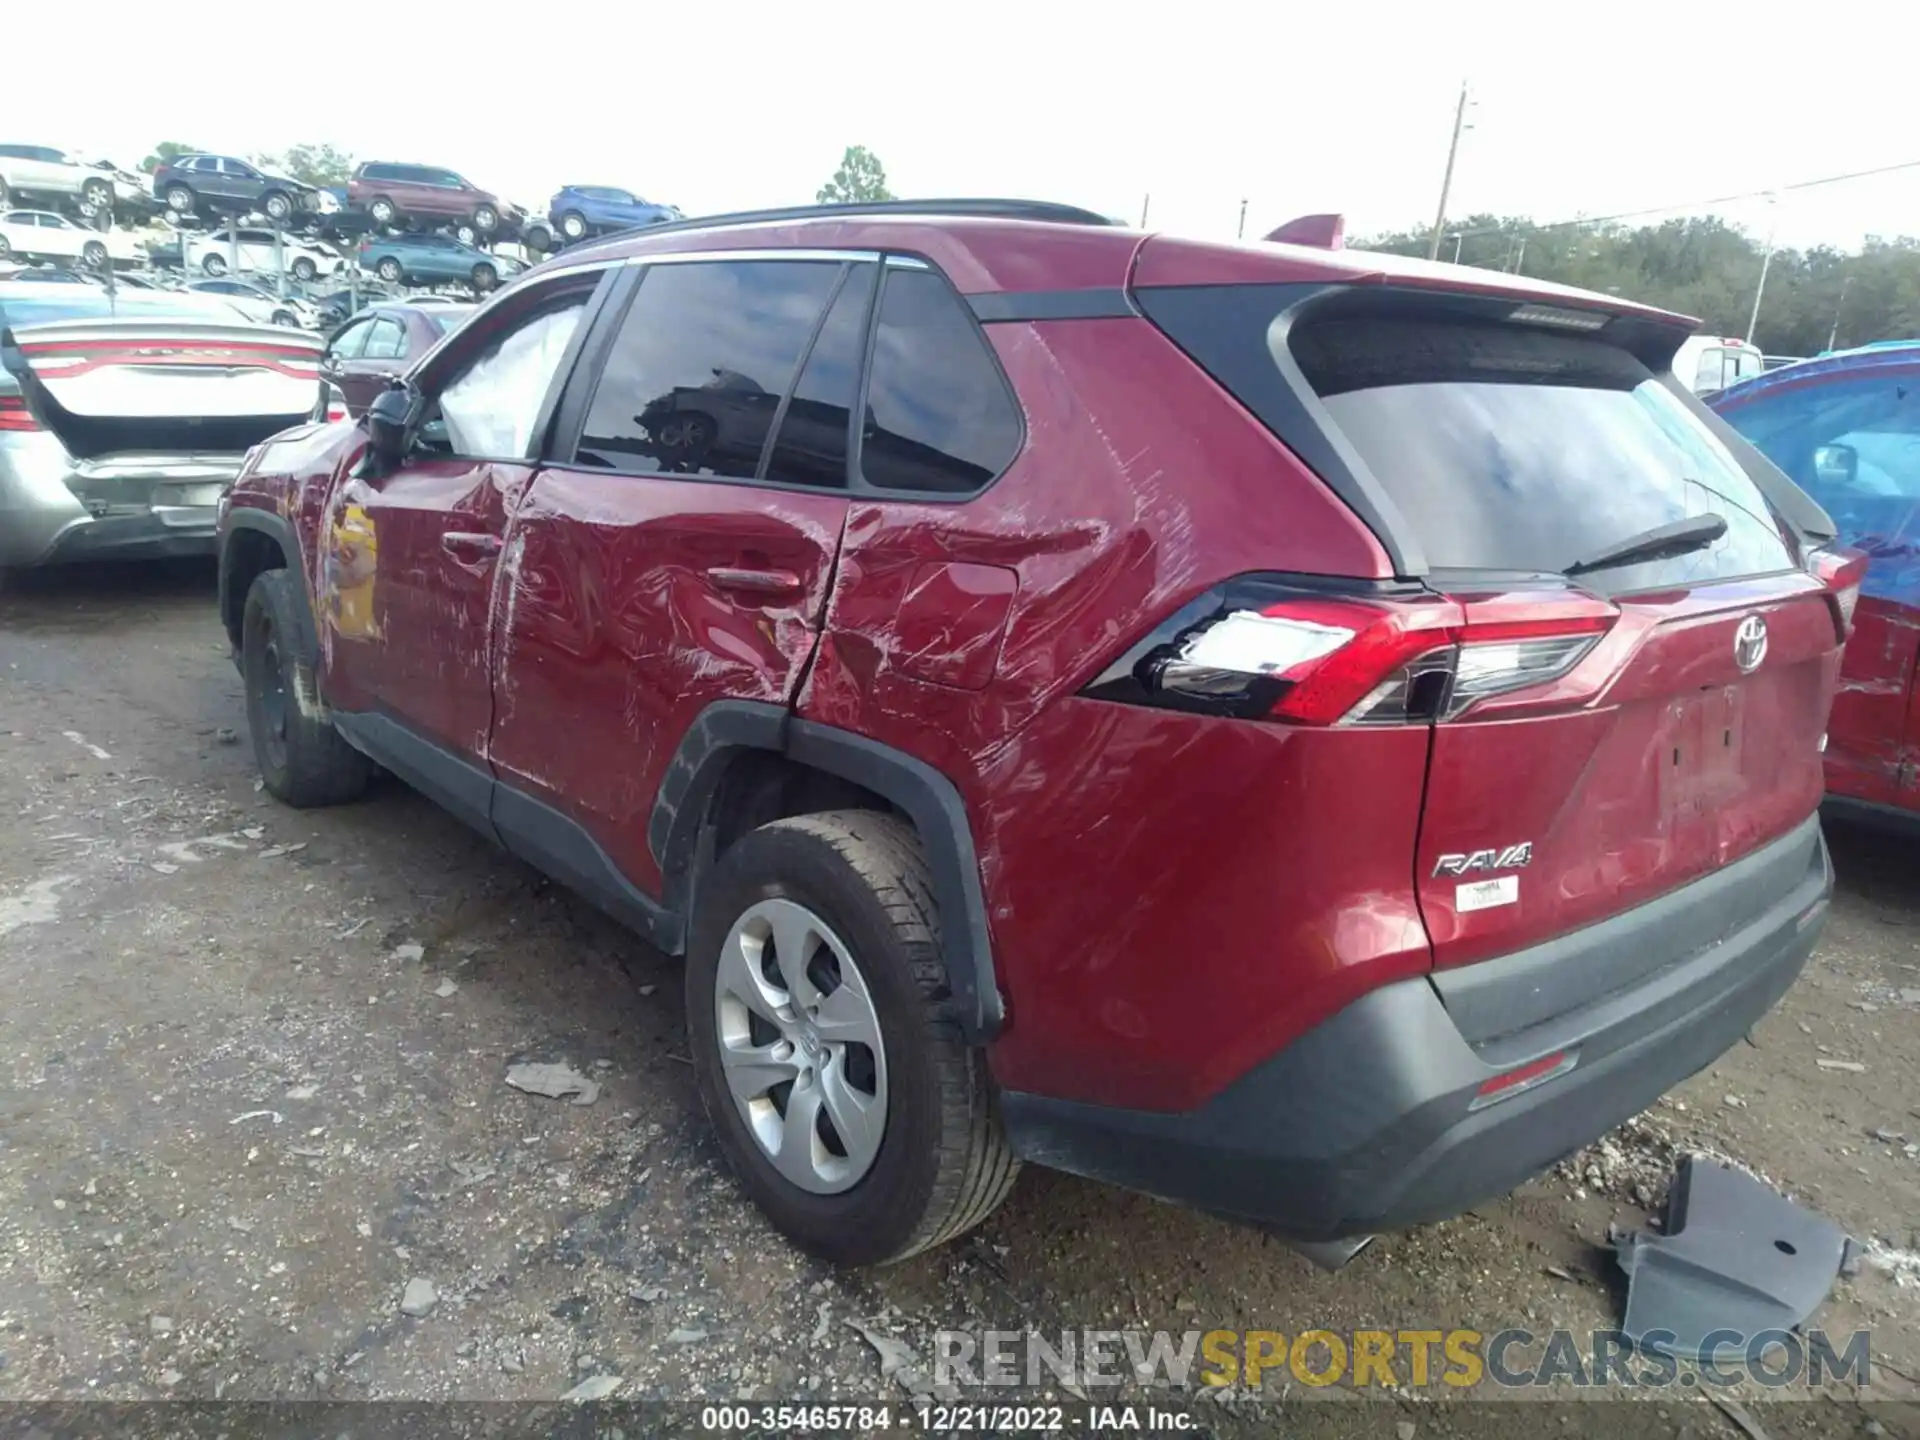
<box><xmin>547</xmin><ymin>185</ymin><xmax>680</xmax><ymax>244</ymax></box>
<box><xmin>356</xmin><ymin>231</ymin><xmax>522</xmax><ymax>293</ymax></box>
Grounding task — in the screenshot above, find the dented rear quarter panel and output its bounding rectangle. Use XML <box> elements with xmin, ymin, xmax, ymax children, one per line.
<box><xmin>799</xmin><ymin>313</ymin><xmax>1405</xmax><ymax>1109</ymax></box>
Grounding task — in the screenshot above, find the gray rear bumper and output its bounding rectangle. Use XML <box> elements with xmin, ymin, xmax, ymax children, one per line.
<box><xmin>1</xmin><ymin>435</ymin><xmax>244</xmax><ymax>567</ymax></box>
<box><xmin>1000</xmin><ymin>816</ymin><xmax>1831</xmax><ymax>1241</ymax></box>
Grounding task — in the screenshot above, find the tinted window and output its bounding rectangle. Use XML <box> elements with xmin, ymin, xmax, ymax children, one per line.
<box><xmin>1284</xmin><ymin>316</ymin><xmax>1794</xmax><ymax>587</ymax></box>
<box><xmin>363</xmin><ymin>317</ymin><xmax>407</xmax><ymax>360</ymax></box>
<box><xmin>1720</xmin><ymin>368</ymin><xmax>1920</xmax><ymax>593</ymax></box>
<box><xmin>421</xmin><ymin>290</ymin><xmax>588</xmax><ymax>459</ymax></box>
<box><xmin>763</xmin><ymin>265</ymin><xmax>874</xmax><ymax>488</ymax></box>
<box><xmin>860</xmin><ymin>267</ymin><xmax>1021</xmax><ymax>495</ymax></box>
<box><xmin>574</xmin><ymin>260</ymin><xmax>842</xmax><ymax>478</ymax></box>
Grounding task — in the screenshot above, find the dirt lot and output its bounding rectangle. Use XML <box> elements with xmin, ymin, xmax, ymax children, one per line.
<box><xmin>1</xmin><ymin>562</ymin><xmax>1917</xmax><ymax>1437</ymax></box>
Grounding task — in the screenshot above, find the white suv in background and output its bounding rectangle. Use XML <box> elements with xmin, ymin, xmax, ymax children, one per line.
<box><xmin>0</xmin><ymin>144</ymin><xmax>146</xmax><ymax>217</ymax></box>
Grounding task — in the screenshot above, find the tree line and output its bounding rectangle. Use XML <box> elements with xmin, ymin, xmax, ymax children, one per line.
<box><xmin>1356</xmin><ymin>212</ymin><xmax>1920</xmax><ymax>358</ymax></box>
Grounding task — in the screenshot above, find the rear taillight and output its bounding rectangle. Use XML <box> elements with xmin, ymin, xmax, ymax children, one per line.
<box><xmin>326</xmin><ymin>404</ymin><xmax>348</xmax><ymax>422</ymax></box>
<box><xmin>1090</xmin><ymin>579</ymin><xmax>1616</xmax><ymax>726</ymax></box>
<box><xmin>0</xmin><ymin>396</ymin><xmax>40</xmax><ymax>432</ymax></box>
<box><xmin>1807</xmin><ymin>544</ymin><xmax>1868</xmax><ymax>640</ymax></box>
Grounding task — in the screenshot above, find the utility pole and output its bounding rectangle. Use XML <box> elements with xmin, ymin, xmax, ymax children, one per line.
<box><xmin>1427</xmin><ymin>81</ymin><xmax>1471</xmax><ymax>261</ymax></box>
<box><xmin>1745</xmin><ymin>192</ymin><xmax>1779</xmax><ymax>345</ymax></box>
<box><xmin>1237</xmin><ymin>198</ymin><xmax>1248</xmax><ymax>240</ymax></box>
<box><xmin>1827</xmin><ymin>276</ymin><xmax>1851</xmax><ymax>352</ymax></box>
<box><xmin>1139</xmin><ymin>193</ymin><xmax>1150</xmax><ymax>228</ymax></box>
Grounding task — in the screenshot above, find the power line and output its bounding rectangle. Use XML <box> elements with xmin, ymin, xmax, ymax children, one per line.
<box><xmin>1443</xmin><ymin>157</ymin><xmax>1920</xmax><ymax>242</ymax></box>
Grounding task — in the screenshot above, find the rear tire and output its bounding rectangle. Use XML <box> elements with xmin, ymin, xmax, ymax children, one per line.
<box><xmin>560</xmin><ymin>210</ymin><xmax>587</xmax><ymax>241</ymax></box>
<box><xmin>686</xmin><ymin>811</ymin><xmax>1017</xmax><ymax>1266</ymax></box>
<box><xmin>241</xmin><ymin>569</ymin><xmax>371</xmax><ymax>808</ymax></box>
<box><xmin>165</xmin><ymin>184</ymin><xmax>195</xmax><ymax>214</ymax></box>
<box><xmin>368</xmin><ymin>197</ymin><xmax>396</xmax><ymax>225</ymax></box>
<box><xmin>81</xmin><ymin>240</ymin><xmax>107</xmax><ymax>270</ymax></box>
<box><xmin>471</xmin><ymin>262</ymin><xmax>497</xmax><ymax>293</ymax></box>
<box><xmin>201</xmin><ymin>253</ymin><xmax>227</xmax><ymax>276</ymax></box>
<box><xmin>0</xmin><ymin>236</ymin><xmax>11</xmax><ymax>259</ymax></box>
<box><xmin>376</xmin><ymin>257</ymin><xmax>403</xmax><ymax>284</ymax></box>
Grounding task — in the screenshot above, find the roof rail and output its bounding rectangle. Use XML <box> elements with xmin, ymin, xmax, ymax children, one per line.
<box><xmin>591</xmin><ymin>197</ymin><xmax>1120</xmax><ymax>243</ymax></box>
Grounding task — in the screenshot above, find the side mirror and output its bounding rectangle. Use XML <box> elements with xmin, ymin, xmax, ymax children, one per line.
<box><xmin>364</xmin><ymin>383</ymin><xmax>414</xmax><ymax>466</ymax></box>
<box><xmin>1813</xmin><ymin>443</ymin><xmax>1859</xmax><ymax>489</ymax></box>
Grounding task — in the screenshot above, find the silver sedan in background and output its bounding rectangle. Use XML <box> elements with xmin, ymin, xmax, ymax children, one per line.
<box><xmin>1</xmin><ymin>282</ymin><xmax>323</xmax><ymax>569</ymax></box>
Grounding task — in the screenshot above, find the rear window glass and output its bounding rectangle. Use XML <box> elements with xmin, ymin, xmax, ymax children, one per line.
<box><xmin>1291</xmin><ymin>317</ymin><xmax>1795</xmax><ymax>586</ymax></box>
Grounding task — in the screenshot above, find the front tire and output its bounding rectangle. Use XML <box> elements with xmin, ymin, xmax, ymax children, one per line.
<box><xmin>687</xmin><ymin>812</ymin><xmax>1017</xmax><ymax>1266</ymax></box>
<box><xmin>202</xmin><ymin>252</ymin><xmax>227</xmax><ymax>276</ymax></box>
<box><xmin>241</xmin><ymin>568</ymin><xmax>371</xmax><ymax>808</ymax></box>
<box><xmin>290</xmin><ymin>255</ymin><xmax>317</xmax><ymax>282</ymax></box>
<box><xmin>80</xmin><ymin>178</ymin><xmax>112</xmax><ymax>217</ymax></box>
<box><xmin>81</xmin><ymin>240</ymin><xmax>107</xmax><ymax>270</ymax></box>
<box><xmin>263</xmin><ymin>191</ymin><xmax>292</xmax><ymax>222</ymax></box>
<box><xmin>473</xmin><ymin>204</ymin><xmax>498</xmax><ymax>233</ymax></box>
<box><xmin>471</xmin><ymin>262</ymin><xmax>497</xmax><ymax>293</ymax></box>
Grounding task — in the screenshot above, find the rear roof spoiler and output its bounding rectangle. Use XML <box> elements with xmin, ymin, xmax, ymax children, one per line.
<box><xmin>1264</xmin><ymin>213</ymin><xmax>1345</xmax><ymax>249</ymax></box>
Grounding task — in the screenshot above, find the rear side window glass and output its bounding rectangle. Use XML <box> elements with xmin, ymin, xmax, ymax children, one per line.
<box><xmin>1288</xmin><ymin>317</ymin><xmax>1794</xmax><ymax>587</ymax></box>
<box><xmin>573</xmin><ymin>260</ymin><xmax>842</xmax><ymax>479</ymax></box>
<box><xmin>328</xmin><ymin>319</ymin><xmax>372</xmax><ymax>360</ymax></box>
<box><xmin>762</xmin><ymin>265</ymin><xmax>873</xmax><ymax>489</ymax></box>
<box><xmin>363</xmin><ymin>318</ymin><xmax>406</xmax><ymax>361</ymax></box>
<box><xmin>860</xmin><ymin>268</ymin><xmax>1021</xmax><ymax>494</ymax></box>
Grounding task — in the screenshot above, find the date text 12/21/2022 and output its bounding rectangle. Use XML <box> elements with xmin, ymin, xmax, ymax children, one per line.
<box><xmin>697</xmin><ymin>1403</ymin><xmax>1200</xmax><ymax>1431</ymax></box>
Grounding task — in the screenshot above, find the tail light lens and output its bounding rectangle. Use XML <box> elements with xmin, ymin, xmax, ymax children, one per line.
<box><xmin>1807</xmin><ymin>544</ymin><xmax>1868</xmax><ymax>640</ymax></box>
<box><xmin>0</xmin><ymin>395</ymin><xmax>40</xmax><ymax>432</ymax></box>
<box><xmin>1088</xmin><ymin>580</ymin><xmax>1616</xmax><ymax>727</ymax></box>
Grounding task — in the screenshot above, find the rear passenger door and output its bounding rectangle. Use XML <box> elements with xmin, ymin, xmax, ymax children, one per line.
<box><xmin>486</xmin><ymin>255</ymin><xmax>873</xmax><ymax>900</ymax></box>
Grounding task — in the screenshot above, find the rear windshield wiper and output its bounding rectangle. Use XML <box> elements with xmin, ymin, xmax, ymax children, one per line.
<box><xmin>1564</xmin><ymin>513</ymin><xmax>1727</xmax><ymax>577</ymax></box>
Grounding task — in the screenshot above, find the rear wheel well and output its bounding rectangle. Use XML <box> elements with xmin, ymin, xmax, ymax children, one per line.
<box><xmin>221</xmin><ymin>528</ymin><xmax>287</xmax><ymax>650</ymax></box>
<box><xmin>702</xmin><ymin>750</ymin><xmax>899</xmax><ymax>864</ymax></box>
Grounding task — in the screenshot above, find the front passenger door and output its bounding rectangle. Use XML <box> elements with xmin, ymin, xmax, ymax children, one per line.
<box><xmin>320</xmin><ymin>272</ymin><xmax>601</xmax><ymax>771</ymax></box>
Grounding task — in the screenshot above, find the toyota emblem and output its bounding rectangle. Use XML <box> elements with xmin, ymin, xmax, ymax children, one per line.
<box><xmin>1733</xmin><ymin>615</ymin><xmax>1769</xmax><ymax>673</ymax></box>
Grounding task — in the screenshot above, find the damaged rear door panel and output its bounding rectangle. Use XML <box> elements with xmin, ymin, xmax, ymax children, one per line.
<box><xmin>484</xmin><ymin>257</ymin><xmax>870</xmax><ymax>898</ymax></box>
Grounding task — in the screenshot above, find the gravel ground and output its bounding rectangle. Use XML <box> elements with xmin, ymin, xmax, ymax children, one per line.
<box><xmin>1</xmin><ymin>561</ymin><xmax>1917</xmax><ymax>1437</ymax></box>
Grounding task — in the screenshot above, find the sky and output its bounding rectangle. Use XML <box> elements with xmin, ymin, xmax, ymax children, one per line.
<box><xmin>20</xmin><ymin>0</ymin><xmax>1918</xmax><ymax>253</ymax></box>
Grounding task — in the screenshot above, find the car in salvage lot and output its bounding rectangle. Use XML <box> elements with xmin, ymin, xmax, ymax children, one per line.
<box><xmin>318</xmin><ymin>301</ymin><xmax>471</xmax><ymax>415</ymax></box>
<box><xmin>212</xmin><ymin>199</ymin><xmax>1854</xmax><ymax>1269</ymax></box>
<box><xmin>1711</xmin><ymin>342</ymin><xmax>1920</xmax><ymax>822</ymax></box>
<box><xmin>356</xmin><ymin>231</ymin><xmax>517</xmax><ymax>292</ymax></box>
<box><xmin>0</xmin><ymin>283</ymin><xmax>321</xmax><ymax>569</ymax></box>
<box><xmin>152</xmin><ymin>154</ymin><xmax>329</xmax><ymax>225</ymax></box>
<box><xmin>0</xmin><ymin>144</ymin><xmax>150</xmax><ymax>219</ymax></box>
<box><xmin>185</xmin><ymin>225</ymin><xmax>343</xmax><ymax>283</ymax></box>
<box><xmin>0</xmin><ymin>210</ymin><xmax>143</xmax><ymax>270</ymax></box>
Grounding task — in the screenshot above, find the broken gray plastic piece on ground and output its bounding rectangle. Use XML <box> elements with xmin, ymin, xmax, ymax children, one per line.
<box><xmin>1613</xmin><ymin>1153</ymin><xmax>1855</xmax><ymax>1362</ymax></box>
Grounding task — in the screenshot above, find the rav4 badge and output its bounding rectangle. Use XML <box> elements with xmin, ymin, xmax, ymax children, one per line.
<box><xmin>1432</xmin><ymin>843</ymin><xmax>1533</xmax><ymax>878</ymax></box>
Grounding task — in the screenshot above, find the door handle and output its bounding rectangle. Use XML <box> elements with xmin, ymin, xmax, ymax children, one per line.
<box><xmin>442</xmin><ymin>531</ymin><xmax>501</xmax><ymax>561</ymax></box>
<box><xmin>705</xmin><ymin>565</ymin><xmax>803</xmax><ymax>599</ymax></box>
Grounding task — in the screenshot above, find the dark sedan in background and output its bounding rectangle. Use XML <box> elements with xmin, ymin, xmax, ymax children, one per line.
<box><xmin>1712</xmin><ymin>342</ymin><xmax>1920</xmax><ymax>820</ymax></box>
<box><xmin>319</xmin><ymin>301</ymin><xmax>471</xmax><ymax>415</ymax></box>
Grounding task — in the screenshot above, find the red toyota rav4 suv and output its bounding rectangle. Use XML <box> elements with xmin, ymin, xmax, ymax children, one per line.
<box><xmin>216</xmin><ymin>200</ymin><xmax>1854</xmax><ymax>1268</ymax></box>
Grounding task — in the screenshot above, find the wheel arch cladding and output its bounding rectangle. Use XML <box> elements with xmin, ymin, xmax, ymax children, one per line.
<box><xmin>220</xmin><ymin>510</ymin><xmax>313</xmax><ymax>655</ymax></box>
<box><xmin>649</xmin><ymin>702</ymin><xmax>1006</xmax><ymax>1043</ymax></box>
